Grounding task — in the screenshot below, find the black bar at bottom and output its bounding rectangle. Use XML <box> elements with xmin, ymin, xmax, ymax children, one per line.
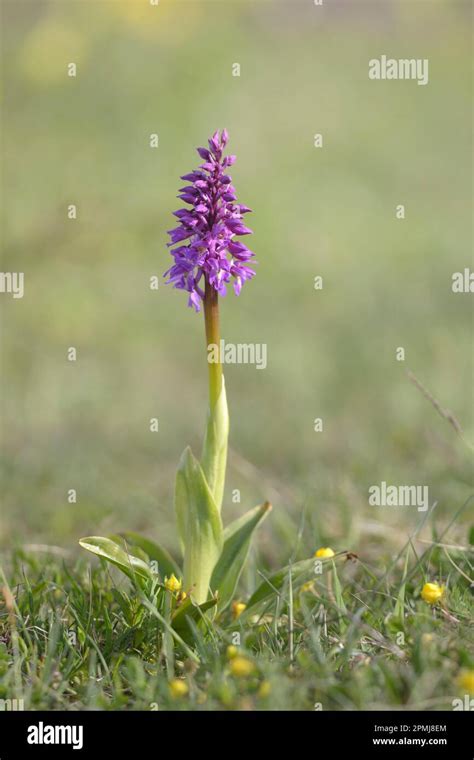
<box><xmin>0</xmin><ymin>710</ymin><xmax>471</xmax><ymax>757</ymax></box>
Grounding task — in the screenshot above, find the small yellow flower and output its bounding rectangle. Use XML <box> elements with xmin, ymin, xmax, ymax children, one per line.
<box><xmin>257</xmin><ymin>680</ymin><xmax>271</xmax><ymax>698</ymax></box>
<box><xmin>231</xmin><ymin>601</ymin><xmax>246</xmax><ymax>619</ymax></box>
<box><xmin>420</xmin><ymin>582</ymin><xmax>444</xmax><ymax>605</ymax></box>
<box><xmin>457</xmin><ymin>670</ymin><xmax>474</xmax><ymax>695</ymax></box>
<box><xmin>229</xmin><ymin>656</ymin><xmax>256</xmax><ymax>678</ymax></box>
<box><xmin>164</xmin><ymin>574</ymin><xmax>182</xmax><ymax>593</ymax></box>
<box><xmin>300</xmin><ymin>581</ymin><xmax>315</xmax><ymax>593</ymax></box>
<box><xmin>226</xmin><ymin>645</ymin><xmax>238</xmax><ymax>659</ymax></box>
<box><xmin>169</xmin><ymin>678</ymin><xmax>188</xmax><ymax>698</ymax></box>
<box><xmin>421</xmin><ymin>633</ymin><xmax>434</xmax><ymax>645</ymax></box>
<box><xmin>314</xmin><ymin>547</ymin><xmax>335</xmax><ymax>559</ymax></box>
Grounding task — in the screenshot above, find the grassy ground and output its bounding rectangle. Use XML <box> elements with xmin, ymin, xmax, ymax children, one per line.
<box><xmin>0</xmin><ymin>1</ymin><xmax>472</xmax><ymax>711</ymax></box>
<box><xmin>1</xmin><ymin>504</ymin><xmax>473</xmax><ymax>711</ymax></box>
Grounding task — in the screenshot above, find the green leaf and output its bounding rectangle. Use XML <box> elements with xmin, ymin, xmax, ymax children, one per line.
<box><xmin>108</xmin><ymin>535</ymin><xmax>150</xmax><ymax>565</ymax></box>
<box><xmin>200</xmin><ymin>377</ymin><xmax>229</xmax><ymax>512</ymax></box>
<box><xmin>174</xmin><ymin>451</ymin><xmax>188</xmax><ymax>555</ymax></box>
<box><xmin>176</xmin><ymin>447</ymin><xmax>223</xmax><ymax>604</ymax></box>
<box><xmin>79</xmin><ymin>536</ymin><xmax>153</xmax><ymax>587</ymax></box>
<box><xmin>211</xmin><ymin>502</ymin><xmax>272</xmax><ymax>612</ymax></box>
<box><xmin>118</xmin><ymin>532</ymin><xmax>181</xmax><ymax>579</ymax></box>
<box><xmin>171</xmin><ymin>596</ymin><xmax>218</xmax><ymax>639</ymax></box>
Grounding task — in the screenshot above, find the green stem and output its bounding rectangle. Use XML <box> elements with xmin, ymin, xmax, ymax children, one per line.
<box><xmin>201</xmin><ymin>277</ymin><xmax>228</xmax><ymax>512</ymax></box>
<box><xmin>203</xmin><ymin>278</ymin><xmax>222</xmax><ymax>408</ymax></box>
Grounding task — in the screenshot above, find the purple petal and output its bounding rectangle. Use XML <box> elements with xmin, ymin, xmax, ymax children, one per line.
<box><xmin>226</xmin><ymin>220</ymin><xmax>253</xmax><ymax>235</ymax></box>
<box><xmin>197</xmin><ymin>147</ymin><xmax>211</xmax><ymax>161</ymax></box>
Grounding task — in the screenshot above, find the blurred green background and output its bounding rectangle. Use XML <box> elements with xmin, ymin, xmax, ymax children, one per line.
<box><xmin>1</xmin><ymin>0</ymin><xmax>472</xmax><ymax>563</ymax></box>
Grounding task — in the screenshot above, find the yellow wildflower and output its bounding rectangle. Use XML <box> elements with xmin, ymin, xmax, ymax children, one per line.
<box><xmin>164</xmin><ymin>574</ymin><xmax>182</xmax><ymax>593</ymax></box>
<box><xmin>420</xmin><ymin>582</ymin><xmax>444</xmax><ymax>605</ymax></box>
<box><xmin>226</xmin><ymin>645</ymin><xmax>238</xmax><ymax>659</ymax></box>
<box><xmin>231</xmin><ymin>601</ymin><xmax>246</xmax><ymax>619</ymax></box>
<box><xmin>457</xmin><ymin>670</ymin><xmax>474</xmax><ymax>695</ymax></box>
<box><xmin>169</xmin><ymin>679</ymin><xmax>188</xmax><ymax>698</ymax></box>
<box><xmin>257</xmin><ymin>680</ymin><xmax>271</xmax><ymax>698</ymax></box>
<box><xmin>229</xmin><ymin>656</ymin><xmax>256</xmax><ymax>678</ymax></box>
<box><xmin>314</xmin><ymin>547</ymin><xmax>335</xmax><ymax>559</ymax></box>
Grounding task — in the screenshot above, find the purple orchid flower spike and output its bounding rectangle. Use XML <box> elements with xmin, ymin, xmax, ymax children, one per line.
<box><xmin>164</xmin><ymin>130</ymin><xmax>256</xmax><ymax>311</ymax></box>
